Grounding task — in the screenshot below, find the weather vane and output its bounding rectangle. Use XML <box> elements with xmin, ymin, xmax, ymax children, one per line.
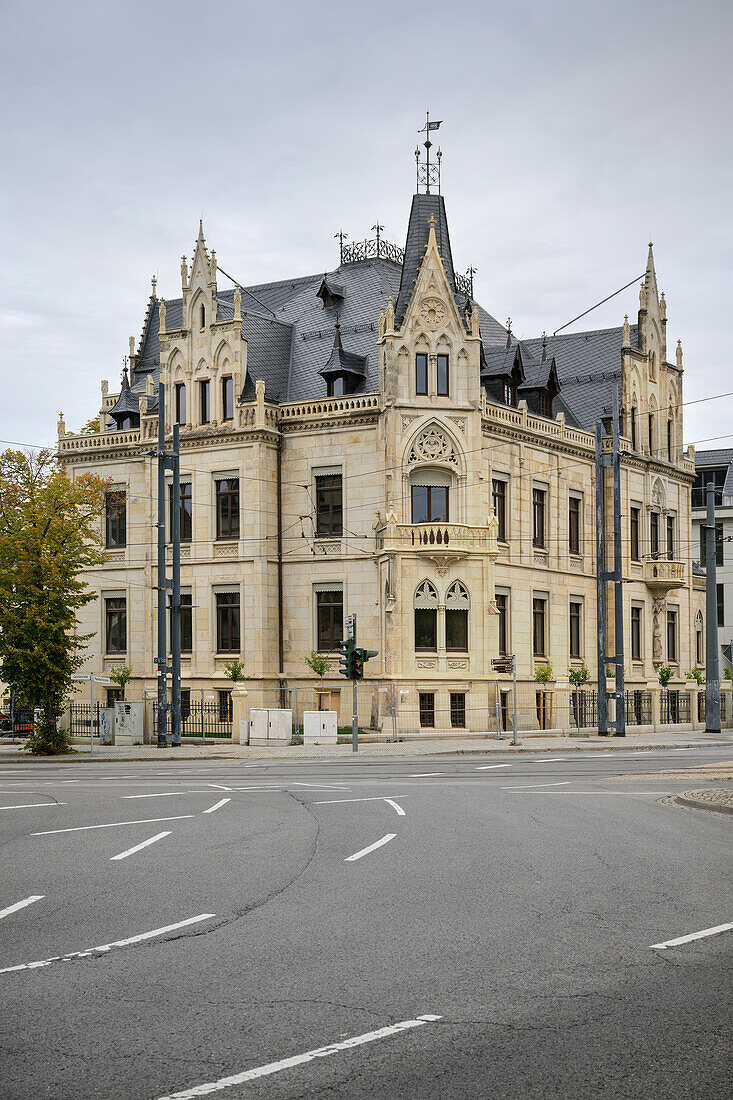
<box><xmin>415</xmin><ymin>111</ymin><xmax>443</xmax><ymax>194</ymax></box>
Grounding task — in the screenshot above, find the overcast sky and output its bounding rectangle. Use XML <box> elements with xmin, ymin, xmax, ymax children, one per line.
<box><xmin>1</xmin><ymin>0</ymin><xmax>731</xmax><ymax>450</ymax></box>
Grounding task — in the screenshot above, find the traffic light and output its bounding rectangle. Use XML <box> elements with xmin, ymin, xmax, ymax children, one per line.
<box><xmin>338</xmin><ymin>638</ymin><xmax>355</xmax><ymax>679</ymax></box>
<box><xmin>352</xmin><ymin>647</ymin><xmax>378</xmax><ymax>680</ymax></box>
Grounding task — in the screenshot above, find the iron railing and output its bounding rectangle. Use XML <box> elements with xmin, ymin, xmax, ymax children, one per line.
<box><xmin>153</xmin><ymin>700</ymin><xmax>232</xmax><ymax>739</ymax></box>
<box><xmin>340</xmin><ymin>238</ymin><xmax>404</xmax><ymax>266</ymax></box>
<box><xmin>69</xmin><ymin>702</ymin><xmax>100</xmax><ymax>737</ymax></box>
<box><xmin>660</xmin><ymin>689</ymin><xmax>691</xmax><ymax>724</ymax></box>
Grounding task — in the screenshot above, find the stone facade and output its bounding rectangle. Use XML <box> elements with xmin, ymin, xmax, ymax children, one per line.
<box><xmin>57</xmin><ymin>190</ymin><xmax>703</xmax><ymax>735</ymax></box>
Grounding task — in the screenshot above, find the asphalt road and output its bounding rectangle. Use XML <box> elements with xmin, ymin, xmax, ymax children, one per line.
<box><xmin>0</xmin><ymin>747</ymin><xmax>731</xmax><ymax>1099</ymax></box>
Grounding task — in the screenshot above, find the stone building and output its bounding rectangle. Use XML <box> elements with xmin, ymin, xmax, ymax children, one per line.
<box><xmin>57</xmin><ymin>159</ymin><xmax>704</xmax><ymax>735</ymax></box>
<box><xmin>691</xmin><ymin>449</ymin><xmax>733</xmax><ymax>673</ymax></box>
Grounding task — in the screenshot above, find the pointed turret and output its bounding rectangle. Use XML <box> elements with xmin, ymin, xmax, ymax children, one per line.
<box><xmin>645</xmin><ymin>242</ymin><xmax>659</xmax><ymax>304</ymax></box>
<box><xmin>393</xmin><ymin>193</ymin><xmax>459</xmax><ymax>328</ymax></box>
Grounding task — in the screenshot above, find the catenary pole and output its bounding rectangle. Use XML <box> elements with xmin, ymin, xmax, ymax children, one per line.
<box><xmin>156</xmin><ymin>381</ymin><xmax>168</xmax><ymax>747</ymax></box>
<box><xmin>705</xmin><ymin>481</ymin><xmax>721</xmax><ymax>731</ymax></box>
<box><xmin>612</xmin><ymin>386</ymin><xmax>625</xmax><ymax>735</ymax></box>
<box><xmin>170</xmin><ymin>421</ymin><xmax>182</xmax><ymax>747</ymax></box>
<box><xmin>595</xmin><ymin>423</ymin><xmax>608</xmax><ymax>733</ymax></box>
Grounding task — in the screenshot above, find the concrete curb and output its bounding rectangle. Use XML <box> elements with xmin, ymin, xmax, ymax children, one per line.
<box><xmin>675</xmin><ymin>790</ymin><xmax>733</xmax><ymax>816</ymax></box>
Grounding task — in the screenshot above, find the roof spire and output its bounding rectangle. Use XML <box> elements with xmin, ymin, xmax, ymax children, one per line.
<box><xmin>121</xmin><ymin>360</ymin><xmax>129</xmax><ymax>390</ymax></box>
<box><xmin>541</xmin><ymin>332</ymin><xmax>547</xmax><ymax>361</ymax></box>
<box><xmin>415</xmin><ymin>112</ymin><xmax>443</xmax><ymax>194</ymax></box>
<box><xmin>506</xmin><ymin>317</ymin><xmax>512</xmax><ymax>348</ymax></box>
<box><xmin>151</xmin><ymin>275</ymin><xmax>157</xmax><ymax>299</ymax></box>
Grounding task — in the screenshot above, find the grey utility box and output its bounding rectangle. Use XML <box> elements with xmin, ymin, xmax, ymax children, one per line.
<box><xmin>249</xmin><ymin>708</ymin><xmax>293</xmax><ymax>746</ymax></box>
<box><xmin>303</xmin><ymin>711</ymin><xmax>338</xmax><ymax>745</ymax></box>
<box><xmin>114</xmin><ymin>701</ymin><xmax>143</xmax><ymax>746</ymax></box>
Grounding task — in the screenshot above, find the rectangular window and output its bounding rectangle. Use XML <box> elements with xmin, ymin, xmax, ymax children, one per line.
<box><xmin>222</xmin><ymin>376</ymin><xmax>234</xmax><ymax>420</ymax></box>
<box><xmin>630</xmin><ymin>506</ymin><xmax>641</xmax><ymax>562</ymax></box>
<box><xmin>169</xmin><ymin>593</ymin><xmax>193</xmax><ymax>653</ymax></box>
<box><xmin>414</xmin><ymin>608</ymin><xmax>437</xmax><ymax>652</ymax></box>
<box><xmin>450</xmin><ymin>693</ymin><xmax>466</xmax><ymax>729</ymax></box>
<box><xmin>718</xmin><ymin>583</ymin><xmax>725</xmax><ymax>627</ymax></box>
<box><xmin>532</xmin><ymin>488</ymin><xmax>546</xmax><ymax>549</ymax></box>
<box><xmin>692</xmin><ymin>468</ymin><xmax>726</xmax><ymax>509</ymax></box>
<box><xmin>216</xmin><ymin>591</ymin><xmax>240</xmax><ymax>653</ymax></box>
<box><xmin>416</xmin><ymin>353</ymin><xmax>428</xmax><ymax>396</ymax></box>
<box><xmin>169</xmin><ymin>482</ymin><xmax>192</xmax><ymax>543</ymax></box>
<box><xmin>316</xmin><ymin>474</ymin><xmax>343</xmax><ymax>537</ymax></box>
<box><xmin>106</xmin><ymin>688</ymin><xmax>123</xmax><ymax>707</ymax></box>
<box><xmin>316</xmin><ymin>589</ymin><xmax>343</xmax><ymax>653</ymax></box>
<box><xmin>496</xmin><ymin>592</ymin><xmax>508</xmax><ymax>656</ymax></box>
<box><xmin>419</xmin><ymin>692</ymin><xmax>435</xmax><ymax>728</ymax></box>
<box><xmin>667</xmin><ymin>419</ymin><xmax>673</xmax><ymax>461</ymax></box>
<box><xmin>105</xmin><ymin>596</ymin><xmax>127</xmax><ymax>654</ymax></box>
<box><xmin>569</xmin><ymin>600</ymin><xmax>582</xmax><ymax>659</ymax></box>
<box><xmin>631</xmin><ymin>605</ymin><xmax>642</xmax><ymax>661</ymax></box>
<box><xmin>666</xmin><ymin>515</ymin><xmax>675</xmax><ymax>560</ymax></box>
<box><xmin>538</xmin><ymin>392</ymin><xmax>550</xmax><ymax>418</ymax></box>
<box><xmin>446</xmin><ymin>608</ymin><xmax>468</xmax><ymax>651</ymax></box>
<box><xmin>436</xmin><ymin>354</ymin><xmax>449</xmax><ymax>396</ymax></box>
<box><xmin>105</xmin><ymin>490</ymin><xmax>126</xmax><ymax>549</ymax></box>
<box><xmin>568</xmin><ymin>496</ymin><xmax>581</xmax><ymax>555</ymax></box>
<box><xmin>630</xmin><ymin>407</ymin><xmax>637</xmax><ymax>449</ymax></box>
<box><xmin>532</xmin><ymin>597</ymin><xmax>547</xmax><ymax>657</ymax></box>
<box><xmin>648</xmin><ymin>413</ymin><xmax>654</xmax><ymax>456</ymax></box>
<box><xmin>175</xmin><ymin>383</ymin><xmax>186</xmax><ymax>425</ymax></box>
<box><xmin>200</xmin><ymin>380</ymin><xmax>210</xmax><ymax>424</ymax></box>
<box><xmin>411</xmin><ymin>484</ymin><xmax>448</xmax><ymax>523</ymax></box>
<box><xmin>215</xmin><ymin>478</ymin><xmax>239</xmax><ymax>540</ymax></box>
<box><xmin>492</xmin><ymin>478</ymin><xmax>507</xmax><ymax>541</ymax></box>
<box><xmin>666</xmin><ymin>608</ymin><xmax>677</xmax><ymax>662</ymax></box>
<box><xmin>650</xmin><ymin>512</ymin><xmax>660</xmax><ymax>560</ymax></box>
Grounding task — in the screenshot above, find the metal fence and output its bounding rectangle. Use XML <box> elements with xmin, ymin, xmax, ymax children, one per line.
<box><xmin>68</xmin><ymin>702</ymin><xmax>100</xmax><ymax>738</ymax></box>
<box><xmin>660</xmin><ymin>689</ymin><xmax>691</xmax><ymax>725</ymax></box>
<box><xmin>152</xmin><ymin>700</ymin><xmax>232</xmax><ymax>739</ymax></box>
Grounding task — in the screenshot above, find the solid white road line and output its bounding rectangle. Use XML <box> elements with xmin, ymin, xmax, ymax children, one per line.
<box><xmin>345</xmin><ymin>833</ymin><xmax>397</xmax><ymax>862</ymax></box>
<box><xmin>383</xmin><ymin>799</ymin><xmax>406</xmax><ymax>816</ymax></box>
<box><xmin>650</xmin><ymin>921</ymin><xmax>733</xmax><ymax>950</ymax></box>
<box><xmin>531</xmin><ymin>758</ymin><xmax>568</xmax><ymax>763</ymax></box>
<box><xmin>501</xmin><ymin>782</ymin><xmax>571</xmax><ymax>790</ymax></box>
<box><xmin>0</xmin><ymin>913</ymin><xmax>216</xmax><ymax>975</ymax></box>
<box><xmin>0</xmin><ymin>802</ymin><xmax>67</xmax><ymax>811</ymax></box>
<box><xmin>407</xmin><ymin>772</ymin><xmax>443</xmax><ymax>777</ymax></box>
<box><xmin>155</xmin><ymin>1013</ymin><xmax>442</xmax><ymax>1100</ymax></box>
<box><xmin>475</xmin><ymin>764</ymin><xmax>512</xmax><ymax>770</ymax></box>
<box><xmin>202</xmin><ymin>798</ymin><xmax>231</xmax><ymax>814</ymax></box>
<box><xmin>0</xmin><ymin>896</ymin><xmax>44</xmax><ymax>922</ymax></box>
<box><xmin>123</xmin><ymin>792</ymin><xmax>184</xmax><ymax>799</ymax></box>
<box><xmin>288</xmin><ymin>782</ymin><xmax>352</xmax><ymax>790</ymax></box>
<box><xmin>207</xmin><ymin>784</ymin><xmax>233</xmax><ymax>791</ymax></box>
<box><xmin>32</xmin><ymin>815</ymin><xmax>195</xmax><ymax>835</ymax></box>
<box><xmin>109</xmin><ymin>832</ymin><xmax>171</xmax><ymax>861</ymax></box>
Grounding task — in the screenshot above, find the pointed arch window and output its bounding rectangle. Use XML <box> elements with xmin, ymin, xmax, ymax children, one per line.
<box><xmin>648</xmin><ymin>412</ymin><xmax>655</xmax><ymax>456</ymax></box>
<box><xmin>667</xmin><ymin>419</ymin><xmax>674</xmax><ymax>462</ymax></box>
<box><xmin>445</xmin><ymin>581</ymin><xmax>469</xmax><ymax>652</ymax></box>
<box><xmin>414</xmin><ymin>580</ymin><xmax>438</xmax><ymax>652</ymax></box>
<box><xmin>200</xmin><ymin>303</ymin><xmax>206</xmax><ymax>330</ymax></box>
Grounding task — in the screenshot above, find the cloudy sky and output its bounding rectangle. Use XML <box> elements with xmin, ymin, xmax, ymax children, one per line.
<box><xmin>1</xmin><ymin>0</ymin><xmax>731</xmax><ymax>449</ymax></box>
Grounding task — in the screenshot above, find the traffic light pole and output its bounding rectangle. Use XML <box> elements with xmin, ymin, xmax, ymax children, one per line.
<box><xmin>352</xmin><ymin>679</ymin><xmax>358</xmax><ymax>754</ymax></box>
<box><xmin>156</xmin><ymin>382</ymin><xmax>168</xmax><ymax>747</ymax></box>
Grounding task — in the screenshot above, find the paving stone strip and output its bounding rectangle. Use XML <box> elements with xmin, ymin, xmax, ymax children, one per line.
<box><xmin>675</xmin><ymin>789</ymin><xmax>733</xmax><ymax>816</ymax></box>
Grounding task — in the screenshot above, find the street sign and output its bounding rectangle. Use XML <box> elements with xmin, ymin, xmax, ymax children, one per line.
<box><xmin>92</xmin><ymin>676</ymin><xmax>112</xmax><ymax>685</ymax></box>
<box><xmin>491</xmin><ymin>657</ymin><xmax>514</xmax><ymax>673</ymax></box>
<box><xmin>71</xmin><ymin>674</ymin><xmax>91</xmax><ymax>681</ymax></box>
<box><xmin>345</xmin><ymin>614</ymin><xmax>356</xmax><ymax>641</ymax></box>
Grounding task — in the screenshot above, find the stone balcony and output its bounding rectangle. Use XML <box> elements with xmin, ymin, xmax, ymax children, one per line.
<box><xmin>376</xmin><ymin>518</ymin><xmax>499</xmax><ymax>569</ymax></box>
<box><xmin>644</xmin><ymin>559</ymin><xmax>686</xmax><ymax>591</ymax></box>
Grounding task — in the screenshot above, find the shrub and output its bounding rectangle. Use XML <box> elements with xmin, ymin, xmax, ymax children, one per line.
<box><xmin>685</xmin><ymin>668</ymin><xmax>705</xmax><ymax>686</ymax></box>
<box><xmin>304</xmin><ymin>652</ymin><xmax>330</xmax><ymax>679</ymax></box>
<box><xmin>658</xmin><ymin>664</ymin><xmax>673</xmax><ymax>688</ymax></box>
<box><xmin>568</xmin><ymin>663</ymin><xmax>590</xmax><ymax>686</ymax></box>
<box><xmin>534</xmin><ymin>663</ymin><xmax>553</xmax><ymax>684</ymax></box>
<box><xmin>224</xmin><ymin>659</ymin><xmax>245</xmax><ymax>682</ymax></box>
<box><xmin>24</xmin><ymin>713</ymin><xmax>72</xmax><ymax>755</ymax></box>
<box><xmin>110</xmin><ymin>665</ymin><xmax>132</xmax><ymax>696</ymax></box>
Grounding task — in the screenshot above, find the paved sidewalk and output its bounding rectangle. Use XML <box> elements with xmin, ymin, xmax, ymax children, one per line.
<box><xmin>0</xmin><ymin>730</ymin><xmax>730</xmax><ymax>763</ymax></box>
<box><xmin>675</xmin><ymin>789</ymin><xmax>733</xmax><ymax>816</ymax></box>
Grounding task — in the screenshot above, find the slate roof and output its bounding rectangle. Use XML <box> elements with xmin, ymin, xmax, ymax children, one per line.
<box><xmin>693</xmin><ymin>449</ymin><xmax>733</xmax><ymax>466</ymax></box>
<box><xmin>482</xmin><ymin>325</ymin><xmax>638</xmax><ymax>432</ymax></box>
<box><xmin>119</xmin><ymin>193</ymin><xmax>638</xmax><ymax>432</ymax></box>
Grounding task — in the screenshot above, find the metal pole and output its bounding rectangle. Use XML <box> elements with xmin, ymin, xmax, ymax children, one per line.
<box><xmin>612</xmin><ymin>386</ymin><xmax>626</xmax><ymax>736</ymax></box>
<box><xmin>512</xmin><ymin>654</ymin><xmax>518</xmax><ymax>745</ymax></box>
<box><xmin>170</xmin><ymin>422</ymin><xmax>181</xmax><ymax>747</ymax></box>
<box><xmin>90</xmin><ymin>676</ymin><xmax>94</xmax><ymax>755</ymax></box>
<box><xmin>201</xmin><ymin>688</ymin><xmax>205</xmax><ymax>739</ymax></box>
<box><xmin>705</xmin><ymin>482</ymin><xmax>721</xmax><ymax>731</ymax></box>
<box><xmin>156</xmin><ymin>381</ymin><xmax>168</xmax><ymax>747</ymax></box>
<box><xmin>10</xmin><ymin>692</ymin><xmax>15</xmax><ymax>744</ymax></box>
<box><xmin>391</xmin><ymin>681</ymin><xmax>397</xmax><ymax>743</ymax></box>
<box><xmin>595</xmin><ymin>423</ymin><xmax>608</xmax><ymax>734</ymax></box>
<box><xmin>352</xmin><ymin>680</ymin><xmax>358</xmax><ymax>753</ymax></box>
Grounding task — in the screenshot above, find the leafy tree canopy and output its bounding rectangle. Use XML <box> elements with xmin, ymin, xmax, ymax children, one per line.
<box><xmin>0</xmin><ymin>449</ymin><xmax>108</xmax><ymax>751</ymax></box>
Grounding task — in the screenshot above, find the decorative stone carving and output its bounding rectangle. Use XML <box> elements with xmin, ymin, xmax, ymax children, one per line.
<box><xmin>448</xmin><ymin>660</ymin><xmax>468</xmax><ymax>669</ymax></box>
<box><xmin>448</xmin><ymin>416</ymin><xmax>467</xmax><ymax>434</ymax></box>
<box><xmin>652</xmin><ymin>596</ymin><xmax>666</xmax><ymax>661</ymax></box>
<box><xmin>315</xmin><ymin>541</ymin><xmax>341</xmax><ymax>556</ymax></box>
<box><xmin>416</xmin><ymin>659</ymin><xmax>437</xmax><ymax>669</ymax></box>
<box><xmin>408</xmin><ymin>425</ymin><xmax>458</xmax><ymax>466</ymax></box>
<box><xmin>419</xmin><ymin>297</ymin><xmax>446</xmax><ymax>327</ymax></box>
<box><xmin>401</xmin><ymin>415</ymin><xmax>417</xmax><ymax>433</ymax></box>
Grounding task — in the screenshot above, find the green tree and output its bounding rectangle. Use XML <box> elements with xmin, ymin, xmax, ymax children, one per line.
<box><xmin>80</xmin><ymin>416</ymin><xmax>100</xmax><ymax>434</ymax></box>
<box><xmin>658</xmin><ymin>664</ymin><xmax>673</xmax><ymax>688</ymax></box>
<box><xmin>304</xmin><ymin>651</ymin><xmax>330</xmax><ymax>679</ymax></box>
<box><xmin>224</xmin><ymin>659</ymin><xmax>245</xmax><ymax>682</ymax></box>
<box><xmin>0</xmin><ymin>449</ymin><xmax>108</xmax><ymax>753</ymax></box>
<box><xmin>110</xmin><ymin>665</ymin><xmax>133</xmax><ymax>697</ymax></box>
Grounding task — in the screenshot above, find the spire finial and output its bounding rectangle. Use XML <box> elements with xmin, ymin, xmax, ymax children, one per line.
<box><xmin>416</xmin><ymin>112</ymin><xmax>443</xmax><ymax>194</ymax></box>
<box><xmin>334</xmin><ymin>229</ymin><xmax>348</xmax><ymax>264</ymax></box>
<box><xmin>506</xmin><ymin>317</ymin><xmax>512</xmax><ymax>348</ymax></box>
<box><xmin>234</xmin><ymin>284</ymin><xmax>242</xmax><ymax>321</ymax></box>
<box><xmin>541</xmin><ymin>332</ymin><xmax>547</xmax><ymax>361</ymax></box>
<box><xmin>181</xmin><ymin>255</ymin><xmax>189</xmax><ymax>289</ymax></box>
<box><xmin>159</xmin><ymin>297</ymin><xmax>166</xmax><ymax>334</ymax></box>
<box><xmin>676</xmin><ymin>339</ymin><xmax>683</xmax><ymax>368</ymax></box>
<box><xmin>623</xmin><ymin>314</ymin><xmax>630</xmax><ymax>345</ymax></box>
<box><xmin>372</xmin><ymin>222</ymin><xmax>384</xmax><ymax>257</ymax></box>
<box><xmin>151</xmin><ymin>275</ymin><xmax>157</xmax><ymax>298</ymax></box>
<box><xmin>660</xmin><ymin>291</ymin><xmax>667</xmax><ymax>321</ymax></box>
<box><xmin>129</xmin><ymin>335</ymin><xmax>135</xmax><ymax>360</ymax></box>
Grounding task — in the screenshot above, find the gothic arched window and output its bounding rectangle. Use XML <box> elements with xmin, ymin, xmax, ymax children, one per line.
<box><xmin>414</xmin><ymin>580</ymin><xmax>438</xmax><ymax>652</ymax></box>
<box><xmin>445</xmin><ymin>581</ymin><xmax>469</xmax><ymax>652</ymax></box>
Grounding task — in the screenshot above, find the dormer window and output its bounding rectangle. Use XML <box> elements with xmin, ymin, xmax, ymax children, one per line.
<box><xmin>503</xmin><ymin>381</ymin><xmax>514</xmax><ymax>406</ymax></box>
<box><xmin>538</xmin><ymin>392</ymin><xmax>551</xmax><ymax>418</ymax></box>
<box><xmin>317</xmin><ymin>277</ymin><xmax>345</xmax><ymax>311</ymax></box>
<box><xmin>327</xmin><ymin>376</ymin><xmax>349</xmax><ymax>397</ymax></box>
